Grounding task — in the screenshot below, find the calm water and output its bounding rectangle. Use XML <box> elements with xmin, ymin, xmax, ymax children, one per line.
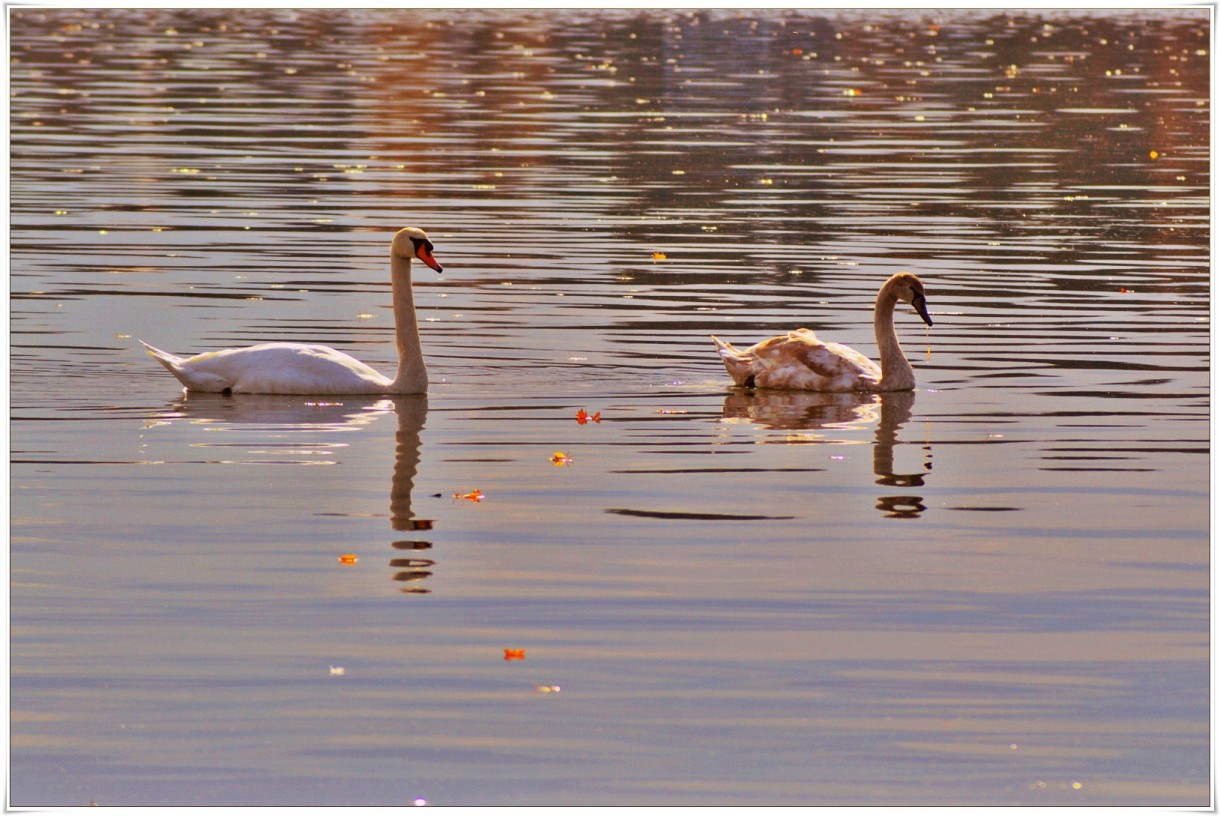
<box><xmin>9</xmin><ymin>7</ymin><xmax>1211</xmax><ymax>807</ymax></box>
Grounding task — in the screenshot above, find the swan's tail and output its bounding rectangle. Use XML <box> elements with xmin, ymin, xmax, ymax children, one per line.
<box><xmin>141</xmin><ymin>340</ymin><xmax>228</xmax><ymax>391</ymax></box>
<box><xmin>140</xmin><ymin>340</ymin><xmax>188</xmax><ymax>371</ymax></box>
<box><xmin>710</xmin><ymin>335</ymin><xmax>739</xmax><ymax>358</ymax></box>
<box><xmin>710</xmin><ymin>335</ymin><xmax>755</xmax><ymax>386</ymax></box>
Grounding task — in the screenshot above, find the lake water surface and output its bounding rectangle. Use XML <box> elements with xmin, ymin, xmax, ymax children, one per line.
<box><xmin>8</xmin><ymin>7</ymin><xmax>1211</xmax><ymax>807</ymax></box>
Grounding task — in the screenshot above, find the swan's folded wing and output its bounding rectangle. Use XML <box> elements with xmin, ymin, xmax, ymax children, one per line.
<box><xmin>736</xmin><ymin>332</ymin><xmax>876</xmax><ymax>391</ymax></box>
<box><xmin>797</xmin><ymin>341</ymin><xmax>881</xmax><ymax>390</ymax></box>
<box><xmin>181</xmin><ymin>343</ymin><xmax>390</xmax><ymax>394</ymax></box>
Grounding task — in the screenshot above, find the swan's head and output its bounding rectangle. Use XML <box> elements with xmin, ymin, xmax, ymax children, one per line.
<box><xmin>392</xmin><ymin>227</ymin><xmax>443</xmax><ymax>273</ymax></box>
<box><xmin>890</xmin><ymin>272</ymin><xmax>933</xmax><ymax>327</ymax></box>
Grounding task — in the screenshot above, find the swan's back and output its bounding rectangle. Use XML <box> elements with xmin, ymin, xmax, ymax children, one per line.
<box><xmin>143</xmin><ymin>341</ymin><xmax>392</xmax><ymax>395</ymax></box>
<box><xmin>713</xmin><ymin>329</ymin><xmax>882</xmax><ymax>392</ymax></box>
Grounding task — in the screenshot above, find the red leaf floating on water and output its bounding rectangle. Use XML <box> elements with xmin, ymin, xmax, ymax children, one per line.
<box><xmin>504</xmin><ymin>649</ymin><xmax>525</xmax><ymax>661</ymax></box>
<box><xmin>454</xmin><ymin>489</ymin><xmax>485</xmax><ymax>502</ymax></box>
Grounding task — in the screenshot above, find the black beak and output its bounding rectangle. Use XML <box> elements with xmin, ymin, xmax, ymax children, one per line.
<box><xmin>912</xmin><ymin>294</ymin><xmax>933</xmax><ymax>327</ymax></box>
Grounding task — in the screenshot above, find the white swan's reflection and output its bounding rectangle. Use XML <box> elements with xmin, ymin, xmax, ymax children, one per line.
<box><xmin>721</xmin><ymin>389</ymin><xmax>932</xmax><ymax>518</ymax></box>
<box><xmin>165</xmin><ymin>391</ymin><xmax>394</xmax><ymax>429</ymax></box>
<box><xmin>385</xmin><ymin>396</ymin><xmax>433</xmax><ymax>592</ymax></box>
<box><xmin>159</xmin><ymin>393</ymin><xmax>434</xmax><ymax>589</ymax></box>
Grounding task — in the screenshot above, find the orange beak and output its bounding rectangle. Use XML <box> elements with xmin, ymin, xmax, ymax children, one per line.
<box><xmin>416</xmin><ymin>244</ymin><xmax>443</xmax><ymax>273</ymax></box>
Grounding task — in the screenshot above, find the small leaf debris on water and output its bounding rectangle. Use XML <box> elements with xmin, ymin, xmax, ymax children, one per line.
<box><xmin>338</xmin><ymin>553</ymin><xmax>359</xmax><ymax>565</ymax></box>
<box><xmin>329</xmin><ymin>665</ymin><xmax>346</xmax><ymax>676</ymax></box>
<box><xmin>504</xmin><ymin>649</ymin><xmax>525</xmax><ymax>661</ymax></box>
<box><xmin>575</xmin><ymin>409</ymin><xmax>602</xmax><ymax>425</ymax></box>
<box><xmin>534</xmin><ymin>684</ymin><xmax>562</xmax><ymax>694</ymax></box>
<box><xmin>1120</xmin><ymin>287</ymin><xmax>1133</xmax><ymax>293</ymax></box>
<box><xmin>651</xmin><ymin>252</ymin><xmax>667</xmax><ymax>262</ymax></box>
<box><xmin>550</xmin><ymin>451</ymin><xmax>573</xmax><ymax>465</ymax></box>
<box><xmin>453</xmin><ymin>489</ymin><xmax>484</xmax><ymax>502</ymax></box>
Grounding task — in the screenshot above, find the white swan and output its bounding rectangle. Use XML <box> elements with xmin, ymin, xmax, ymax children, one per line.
<box><xmin>711</xmin><ymin>272</ymin><xmax>932</xmax><ymax>392</ymax></box>
<box><xmin>142</xmin><ymin>227</ymin><xmax>443</xmax><ymax>395</ymax></box>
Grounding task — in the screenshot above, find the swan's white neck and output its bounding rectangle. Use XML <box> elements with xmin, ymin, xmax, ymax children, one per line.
<box><xmin>874</xmin><ymin>285</ymin><xmax>916</xmax><ymax>391</ymax></box>
<box><xmin>389</xmin><ymin>253</ymin><xmax>427</xmax><ymax>394</ymax></box>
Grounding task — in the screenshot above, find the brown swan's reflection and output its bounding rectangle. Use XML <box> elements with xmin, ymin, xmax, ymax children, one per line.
<box><xmin>722</xmin><ymin>389</ymin><xmax>931</xmax><ymax>518</ymax></box>
<box><xmin>722</xmin><ymin>389</ymin><xmax>881</xmax><ymax>433</ymax></box>
<box><xmin>164</xmin><ymin>393</ymin><xmax>435</xmax><ymax>591</ymax></box>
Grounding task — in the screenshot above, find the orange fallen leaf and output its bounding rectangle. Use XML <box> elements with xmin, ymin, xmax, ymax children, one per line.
<box><xmin>453</xmin><ymin>489</ymin><xmax>485</xmax><ymax>502</ymax></box>
<box><xmin>338</xmin><ymin>553</ymin><xmax>359</xmax><ymax>565</ymax></box>
<box><xmin>1120</xmin><ymin>287</ymin><xmax>1132</xmax><ymax>294</ymax></box>
<box><xmin>576</xmin><ymin>409</ymin><xmax>603</xmax><ymax>425</ymax></box>
<box><xmin>651</xmin><ymin>252</ymin><xmax>667</xmax><ymax>262</ymax></box>
<box><xmin>550</xmin><ymin>451</ymin><xmax>573</xmax><ymax>465</ymax></box>
<box><xmin>504</xmin><ymin>649</ymin><xmax>525</xmax><ymax>661</ymax></box>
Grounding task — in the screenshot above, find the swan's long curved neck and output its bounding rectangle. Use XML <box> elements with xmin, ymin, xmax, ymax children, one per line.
<box><xmin>874</xmin><ymin>285</ymin><xmax>915</xmax><ymax>391</ymax></box>
<box><xmin>389</xmin><ymin>253</ymin><xmax>427</xmax><ymax>394</ymax></box>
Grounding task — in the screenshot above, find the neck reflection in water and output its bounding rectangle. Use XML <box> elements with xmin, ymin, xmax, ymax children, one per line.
<box><xmin>721</xmin><ymin>389</ymin><xmax>931</xmax><ymax>519</ymax></box>
<box><xmin>387</xmin><ymin>395</ymin><xmax>434</xmax><ymax>593</ymax></box>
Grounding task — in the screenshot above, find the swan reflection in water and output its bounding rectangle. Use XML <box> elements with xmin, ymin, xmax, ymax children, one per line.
<box><xmin>721</xmin><ymin>389</ymin><xmax>931</xmax><ymax>518</ymax></box>
<box><xmin>163</xmin><ymin>392</ymin><xmax>434</xmax><ymax>590</ymax></box>
<box><xmin>385</xmin><ymin>395</ymin><xmax>434</xmax><ymax>593</ymax></box>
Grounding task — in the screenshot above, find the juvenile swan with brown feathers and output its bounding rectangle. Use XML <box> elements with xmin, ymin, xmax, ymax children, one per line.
<box><xmin>711</xmin><ymin>272</ymin><xmax>932</xmax><ymax>392</ymax></box>
<box><xmin>142</xmin><ymin>227</ymin><xmax>443</xmax><ymax>395</ymax></box>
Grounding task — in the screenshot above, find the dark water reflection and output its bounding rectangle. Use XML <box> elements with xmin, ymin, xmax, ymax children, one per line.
<box><xmin>9</xmin><ymin>7</ymin><xmax>1209</xmax><ymax>807</ymax></box>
